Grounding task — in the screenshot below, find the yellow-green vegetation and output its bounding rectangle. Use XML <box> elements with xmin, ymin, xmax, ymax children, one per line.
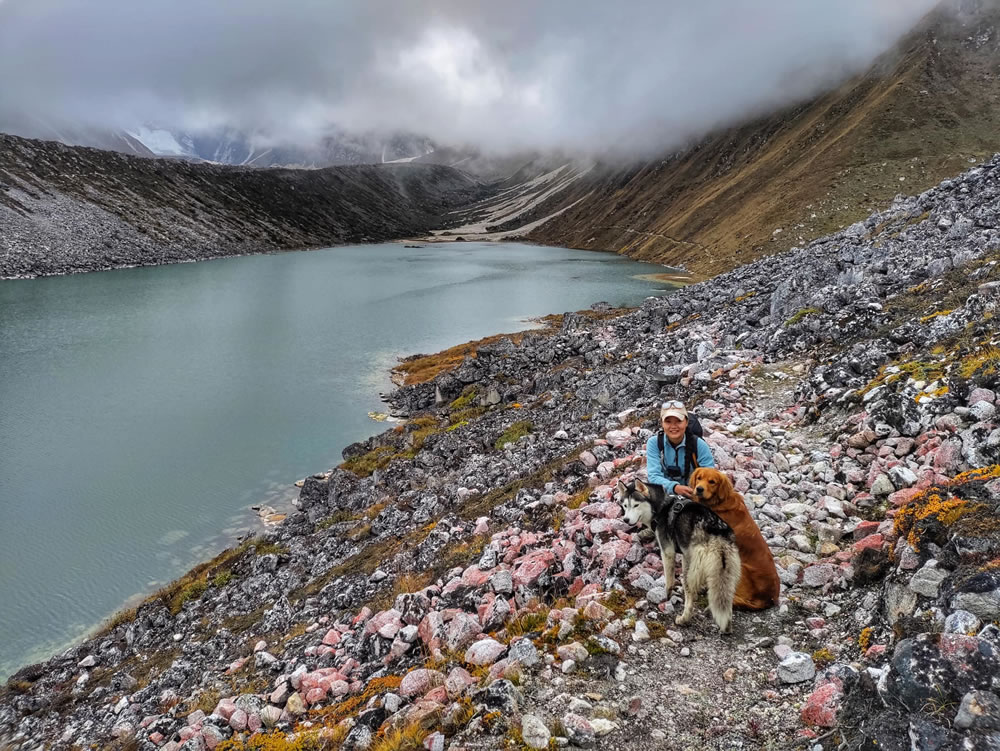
<box><xmin>341</xmin><ymin>445</ymin><xmax>396</xmax><ymax>477</ymax></box>
<box><xmin>317</xmin><ymin>510</ymin><xmax>362</xmax><ymax>530</ymax></box>
<box><xmin>505</xmin><ymin>610</ymin><xmax>549</xmax><ymax>639</ymax></box>
<box><xmin>447</xmin><ymin>421</ymin><xmax>469</xmax><ymax>432</ymax></box>
<box><xmin>858</xmin><ymin>358</ymin><xmax>947</xmax><ymax>397</ymax></box>
<box><xmin>341</xmin><ymin>416</ymin><xmax>445</xmax><ymax>477</ymax></box>
<box><xmin>394</xmin><ymin>571</ymin><xmax>435</xmax><ymax>596</ymax></box>
<box><xmin>98</xmin><ymin>535</ymin><xmax>261</xmax><ymax>633</ymax></box>
<box><xmin>195</xmin><ymin>688</ymin><xmax>221</xmax><ymax>715</ymax></box>
<box><xmin>443</xmin><ymin>697</ymin><xmax>478</xmax><ymax>735</ymax></box>
<box><xmin>427</xmin><ymin>535</ymin><xmax>489</xmax><ymax>582</ymax></box>
<box><xmin>459</xmin><ymin>441</ymin><xmax>593</xmax><ymax>520</ymax></box>
<box><xmin>212</xmin><ymin>570</ymin><xmax>232</xmax><ymax>587</ymax></box>
<box><xmin>221</xmin><ymin>605</ymin><xmax>268</xmax><ymax>635</ymax></box>
<box><xmin>450</xmin><ymin>406</ymin><xmax>487</xmax><ymax>425</ymax></box>
<box><xmin>784</xmin><ymin>307</ymin><xmax>822</xmax><ymax>327</ymax></box>
<box><xmin>255</xmin><ymin>542</ymin><xmax>290</xmax><ymax>556</ymax></box>
<box><xmin>169</xmin><ymin>578</ymin><xmax>208</xmax><ymax>614</ymax></box>
<box><xmin>392</xmin><ymin>332</ymin><xmax>534</xmax><ymax>386</ymax></box>
<box><xmin>600</xmin><ymin>590</ymin><xmax>637</xmax><ymax>619</ymax></box>
<box><xmin>584</xmin><ymin>636</ymin><xmax>615</xmax><ymax>656</ymax></box>
<box><xmin>919</xmin><ymin>309</ymin><xmax>954</xmax><ymax>324</ymax></box>
<box><xmin>100</xmin><ymin>606</ymin><xmax>139</xmax><ymax>633</ymax></box>
<box><xmin>216</xmin><ymin>728</ymin><xmax>336</xmax><ymax>751</ymax></box>
<box><xmin>371</xmin><ymin>723</ymin><xmax>431</xmax><ymax>751</ymax></box>
<box><xmin>449</xmin><ymin>387</ymin><xmax>479</xmax><ymax>411</ymax></box>
<box><xmin>313</xmin><ymin>675</ymin><xmax>404</xmax><ymax>728</ymax></box>
<box><xmin>365</xmin><ymin>502</ymin><xmax>388</xmax><ymax>520</ymax></box>
<box><xmin>495</xmin><ymin>420</ymin><xmax>533</xmax><ymax>450</ymax></box>
<box><xmin>812</xmin><ymin>648</ymin><xmax>836</xmax><ymax>667</ymax></box>
<box><xmin>958</xmin><ymin>345</ymin><xmax>1000</xmax><ymax>380</ymax></box>
<box><xmin>566</xmin><ymin>488</ymin><xmax>592</xmax><ymax>510</ymax></box>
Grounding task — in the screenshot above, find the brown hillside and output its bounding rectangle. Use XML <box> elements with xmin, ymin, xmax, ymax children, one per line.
<box><xmin>523</xmin><ymin>3</ymin><xmax>1000</xmax><ymax>275</ymax></box>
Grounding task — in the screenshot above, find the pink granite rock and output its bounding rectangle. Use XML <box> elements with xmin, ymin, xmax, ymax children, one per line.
<box><xmin>445</xmin><ymin>612</ymin><xmax>483</xmax><ymax>651</ymax></box>
<box><xmin>444</xmin><ymin>667</ymin><xmax>476</xmax><ymax>699</ymax></box>
<box><xmin>424</xmin><ymin>686</ymin><xmax>449</xmax><ymax>704</ymax></box>
<box><xmin>214</xmin><ymin>698</ymin><xmax>236</xmax><ymax>721</ymax></box>
<box><xmin>229</xmin><ymin>709</ymin><xmax>248</xmax><ymax>731</ymax></box>
<box><xmin>512</xmin><ymin>550</ymin><xmax>555</xmax><ymax>587</ymax></box>
<box><xmin>465</xmin><ymin>638</ymin><xmax>507</xmax><ymax>666</ymax></box>
<box><xmin>583</xmin><ymin>600</ymin><xmax>614</xmax><ymax>622</ymax></box>
<box><xmin>322</xmin><ymin>629</ymin><xmax>341</xmax><ymax>646</ymax></box>
<box><xmin>352</xmin><ymin>606</ymin><xmax>373</xmax><ymax>627</ymax></box>
<box><xmin>399</xmin><ymin>668</ymin><xmax>445</xmax><ymax>698</ymax></box>
<box><xmin>801</xmin><ymin>679</ymin><xmax>844</xmax><ymax>728</ymax></box>
<box><xmin>418</xmin><ymin>611</ymin><xmax>446</xmax><ymax>652</ymax></box>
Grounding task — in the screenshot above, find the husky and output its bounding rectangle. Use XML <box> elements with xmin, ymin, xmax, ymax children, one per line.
<box><xmin>617</xmin><ymin>479</ymin><xmax>742</xmax><ymax>633</ymax></box>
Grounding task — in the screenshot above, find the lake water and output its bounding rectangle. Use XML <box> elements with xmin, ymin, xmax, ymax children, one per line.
<box><xmin>0</xmin><ymin>241</ymin><xmax>671</xmax><ymax>679</ymax></box>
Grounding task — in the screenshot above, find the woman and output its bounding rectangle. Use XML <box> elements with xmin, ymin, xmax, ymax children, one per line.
<box><xmin>645</xmin><ymin>401</ymin><xmax>714</xmax><ymax>498</ymax></box>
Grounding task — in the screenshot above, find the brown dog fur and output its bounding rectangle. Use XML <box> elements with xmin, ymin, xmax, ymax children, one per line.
<box><xmin>690</xmin><ymin>467</ymin><xmax>781</xmax><ymax>610</ymax></box>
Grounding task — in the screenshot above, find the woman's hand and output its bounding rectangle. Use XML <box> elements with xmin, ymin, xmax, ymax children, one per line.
<box><xmin>674</xmin><ymin>485</ymin><xmax>695</xmax><ymax>499</ymax></box>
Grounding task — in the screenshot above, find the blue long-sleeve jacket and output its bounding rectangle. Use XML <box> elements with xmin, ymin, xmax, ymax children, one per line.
<box><xmin>645</xmin><ymin>432</ymin><xmax>715</xmax><ymax>495</ymax></box>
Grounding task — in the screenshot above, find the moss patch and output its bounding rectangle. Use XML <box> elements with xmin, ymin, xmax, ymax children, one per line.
<box><xmin>784</xmin><ymin>307</ymin><xmax>822</xmax><ymax>327</ymax></box>
<box><xmin>495</xmin><ymin>420</ymin><xmax>533</xmax><ymax>450</ymax></box>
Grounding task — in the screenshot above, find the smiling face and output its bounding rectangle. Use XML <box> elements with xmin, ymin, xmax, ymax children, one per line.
<box><xmin>691</xmin><ymin>467</ymin><xmax>733</xmax><ymax>505</ymax></box>
<box><xmin>662</xmin><ymin>415</ymin><xmax>687</xmax><ymax>444</ymax></box>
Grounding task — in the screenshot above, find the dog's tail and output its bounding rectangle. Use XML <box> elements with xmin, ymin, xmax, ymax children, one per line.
<box><xmin>707</xmin><ymin>542</ymin><xmax>742</xmax><ymax>634</ymax></box>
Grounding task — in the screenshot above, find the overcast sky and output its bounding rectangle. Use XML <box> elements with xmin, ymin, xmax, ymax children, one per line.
<box><xmin>0</xmin><ymin>0</ymin><xmax>944</xmax><ymax>156</ymax></box>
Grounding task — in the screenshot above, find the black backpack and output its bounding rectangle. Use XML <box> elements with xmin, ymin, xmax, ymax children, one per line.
<box><xmin>656</xmin><ymin>413</ymin><xmax>704</xmax><ymax>481</ymax></box>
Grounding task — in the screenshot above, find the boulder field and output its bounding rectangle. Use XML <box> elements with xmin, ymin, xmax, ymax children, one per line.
<box><xmin>3</xmin><ymin>157</ymin><xmax>1000</xmax><ymax>749</ymax></box>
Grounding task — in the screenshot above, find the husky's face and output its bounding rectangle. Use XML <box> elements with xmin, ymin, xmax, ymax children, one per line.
<box><xmin>617</xmin><ymin>480</ymin><xmax>653</xmax><ymax>528</ymax></box>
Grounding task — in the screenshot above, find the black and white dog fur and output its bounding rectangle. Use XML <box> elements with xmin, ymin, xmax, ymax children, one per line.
<box><xmin>617</xmin><ymin>479</ymin><xmax>742</xmax><ymax>633</ymax></box>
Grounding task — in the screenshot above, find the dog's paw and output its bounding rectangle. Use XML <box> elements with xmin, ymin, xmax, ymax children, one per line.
<box><xmin>674</xmin><ymin>614</ymin><xmax>691</xmax><ymax>626</ymax></box>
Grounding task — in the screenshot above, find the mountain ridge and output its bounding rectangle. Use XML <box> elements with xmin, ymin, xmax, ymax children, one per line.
<box><xmin>0</xmin><ymin>133</ymin><xmax>485</xmax><ymax>278</ymax></box>
<box><xmin>500</xmin><ymin>1</ymin><xmax>1000</xmax><ymax>275</ymax></box>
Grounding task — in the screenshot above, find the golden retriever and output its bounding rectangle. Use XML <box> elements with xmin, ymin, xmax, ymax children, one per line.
<box><xmin>690</xmin><ymin>467</ymin><xmax>781</xmax><ymax>610</ymax></box>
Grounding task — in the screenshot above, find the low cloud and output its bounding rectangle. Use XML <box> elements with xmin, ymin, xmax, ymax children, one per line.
<box><xmin>0</xmin><ymin>0</ymin><xmax>943</xmax><ymax>157</ymax></box>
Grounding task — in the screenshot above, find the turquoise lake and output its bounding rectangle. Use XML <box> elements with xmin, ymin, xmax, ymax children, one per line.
<box><xmin>0</xmin><ymin>241</ymin><xmax>673</xmax><ymax>679</ymax></box>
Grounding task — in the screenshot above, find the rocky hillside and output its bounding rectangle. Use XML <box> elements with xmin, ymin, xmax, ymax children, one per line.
<box><xmin>0</xmin><ymin>134</ymin><xmax>483</xmax><ymax>278</ymax></box>
<box><xmin>3</xmin><ymin>148</ymin><xmax>1000</xmax><ymax>748</ymax></box>
<box><xmin>456</xmin><ymin>0</ymin><xmax>1000</xmax><ymax>277</ymax></box>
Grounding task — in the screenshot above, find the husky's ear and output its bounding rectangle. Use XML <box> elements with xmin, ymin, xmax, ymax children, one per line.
<box><xmin>616</xmin><ymin>480</ymin><xmax>628</xmax><ymax>499</ymax></box>
<box><xmin>634</xmin><ymin>479</ymin><xmax>651</xmax><ymax>497</ymax></box>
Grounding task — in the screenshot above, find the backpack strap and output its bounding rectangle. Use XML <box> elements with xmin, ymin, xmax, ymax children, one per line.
<box><xmin>683</xmin><ymin>430</ymin><xmax>699</xmax><ymax>480</ymax></box>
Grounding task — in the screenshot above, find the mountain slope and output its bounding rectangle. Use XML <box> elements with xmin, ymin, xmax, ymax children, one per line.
<box><xmin>507</xmin><ymin>2</ymin><xmax>1000</xmax><ymax>275</ymax></box>
<box><xmin>0</xmin><ymin>134</ymin><xmax>483</xmax><ymax>277</ymax></box>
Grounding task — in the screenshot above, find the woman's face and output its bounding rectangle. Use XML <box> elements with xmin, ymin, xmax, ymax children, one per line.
<box><xmin>662</xmin><ymin>415</ymin><xmax>687</xmax><ymax>443</ymax></box>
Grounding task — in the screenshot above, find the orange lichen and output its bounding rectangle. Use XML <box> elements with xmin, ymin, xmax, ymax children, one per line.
<box><xmin>914</xmin><ymin>386</ymin><xmax>949</xmax><ymax>403</ymax></box>
<box><xmin>949</xmin><ymin>465</ymin><xmax>1000</xmax><ymax>485</ymax></box>
<box><xmin>858</xmin><ymin>627</ymin><xmax>874</xmax><ymax>651</ymax></box>
<box><xmin>893</xmin><ymin>493</ymin><xmax>986</xmax><ymax>551</ymax></box>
